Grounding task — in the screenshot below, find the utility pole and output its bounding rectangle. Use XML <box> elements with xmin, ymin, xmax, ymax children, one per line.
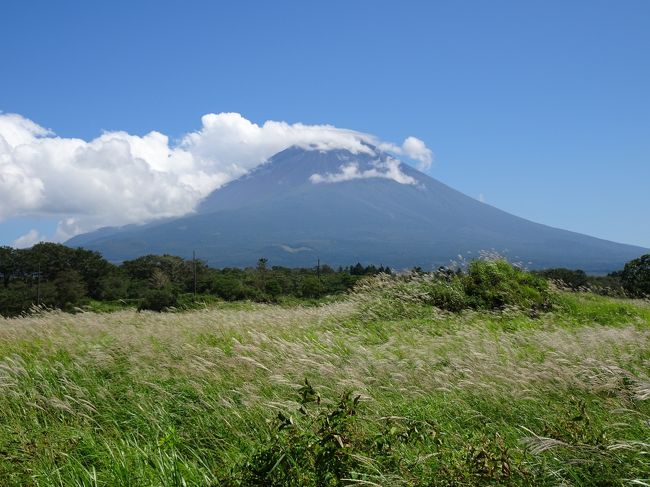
<box><xmin>317</xmin><ymin>257</ymin><xmax>321</xmax><ymax>299</ymax></box>
<box><xmin>193</xmin><ymin>250</ymin><xmax>197</xmax><ymax>300</ymax></box>
<box><xmin>36</xmin><ymin>262</ymin><xmax>41</xmax><ymax>306</ymax></box>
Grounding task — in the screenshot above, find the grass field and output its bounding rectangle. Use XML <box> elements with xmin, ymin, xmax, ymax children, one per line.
<box><xmin>1</xmin><ymin>284</ymin><xmax>649</xmax><ymax>485</ymax></box>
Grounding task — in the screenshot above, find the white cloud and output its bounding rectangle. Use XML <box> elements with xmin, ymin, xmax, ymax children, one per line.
<box><xmin>12</xmin><ymin>229</ymin><xmax>44</xmax><ymax>248</ymax></box>
<box><xmin>401</xmin><ymin>137</ymin><xmax>433</xmax><ymax>170</ymax></box>
<box><xmin>378</xmin><ymin>136</ymin><xmax>433</xmax><ymax>170</ymax></box>
<box><xmin>310</xmin><ymin>157</ymin><xmax>418</xmax><ymax>186</ymax></box>
<box><xmin>280</xmin><ymin>244</ymin><xmax>312</xmax><ymax>253</ymax></box>
<box><xmin>0</xmin><ymin>113</ymin><xmax>51</xmax><ymax>147</ymax></box>
<box><xmin>182</xmin><ymin>113</ymin><xmax>377</xmax><ymax>172</ymax></box>
<box><xmin>0</xmin><ymin>121</ymin><xmax>207</xmax><ymax>241</ymax></box>
<box><xmin>0</xmin><ymin>112</ymin><xmax>433</xmax><ymax>241</ymax></box>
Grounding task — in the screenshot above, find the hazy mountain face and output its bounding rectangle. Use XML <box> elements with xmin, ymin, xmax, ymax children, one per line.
<box><xmin>68</xmin><ymin>146</ymin><xmax>646</xmax><ymax>273</ymax></box>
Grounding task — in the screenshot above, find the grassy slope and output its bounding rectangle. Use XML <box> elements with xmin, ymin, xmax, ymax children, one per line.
<box><xmin>0</xmin><ymin>294</ymin><xmax>649</xmax><ymax>486</ymax></box>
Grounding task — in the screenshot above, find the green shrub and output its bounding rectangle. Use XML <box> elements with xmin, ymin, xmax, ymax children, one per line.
<box><xmin>419</xmin><ymin>275</ymin><xmax>469</xmax><ymax>311</ymax></box>
<box><xmin>536</xmin><ymin>267</ymin><xmax>588</xmax><ymax>290</ymax></box>
<box><xmin>237</xmin><ymin>382</ymin><xmax>363</xmax><ymax>486</ymax></box>
<box><xmin>354</xmin><ymin>258</ymin><xmax>554</xmax><ymax>319</ymax></box>
<box><xmin>463</xmin><ymin>259</ymin><xmax>553</xmax><ymax>311</ymax></box>
<box><xmin>138</xmin><ymin>288</ymin><xmax>179</xmax><ymax>312</ymax></box>
<box><xmin>229</xmin><ymin>381</ymin><xmax>440</xmax><ymax>486</ymax></box>
<box><xmin>84</xmin><ymin>299</ymin><xmax>137</xmax><ymax>313</ymax></box>
<box><xmin>620</xmin><ymin>254</ymin><xmax>650</xmax><ymax>298</ymax></box>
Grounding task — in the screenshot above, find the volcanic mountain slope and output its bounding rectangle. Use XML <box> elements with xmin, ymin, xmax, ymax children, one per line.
<box><xmin>68</xmin><ymin>146</ymin><xmax>647</xmax><ymax>272</ymax></box>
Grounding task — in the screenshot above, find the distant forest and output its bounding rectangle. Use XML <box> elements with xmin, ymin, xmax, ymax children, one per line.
<box><xmin>0</xmin><ymin>243</ymin><xmax>648</xmax><ymax>317</ymax></box>
<box><xmin>0</xmin><ymin>244</ymin><xmax>392</xmax><ymax>316</ymax></box>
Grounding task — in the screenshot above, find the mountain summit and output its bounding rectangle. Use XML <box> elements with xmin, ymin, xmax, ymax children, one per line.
<box><xmin>68</xmin><ymin>146</ymin><xmax>646</xmax><ymax>272</ymax></box>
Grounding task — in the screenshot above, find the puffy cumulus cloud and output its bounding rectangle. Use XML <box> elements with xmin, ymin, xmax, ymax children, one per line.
<box><xmin>0</xmin><ymin>116</ymin><xmax>209</xmax><ymax>241</ymax></box>
<box><xmin>378</xmin><ymin>136</ymin><xmax>433</xmax><ymax>170</ymax></box>
<box><xmin>182</xmin><ymin>112</ymin><xmax>377</xmax><ymax>170</ymax></box>
<box><xmin>0</xmin><ymin>112</ymin><xmax>433</xmax><ymax>242</ymax></box>
<box><xmin>401</xmin><ymin>137</ymin><xmax>434</xmax><ymax>170</ymax></box>
<box><xmin>0</xmin><ymin>113</ymin><xmax>51</xmax><ymax>147</ymax></box>
<box><xmin>310</xmin><ymin>157</ymin><xmax>418</xmax><ymax>186</ymax></box>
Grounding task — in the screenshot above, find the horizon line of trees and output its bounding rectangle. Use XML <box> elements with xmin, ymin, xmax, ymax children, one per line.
<box><xmin>0</xmin><ymin>243</ymin><xmax>648</xmax><ymax>317</ymax></box>
<box><xmin>0</xmin><ymin>243</ymin><xmax>392</xmax><ymax>316</ymax></box>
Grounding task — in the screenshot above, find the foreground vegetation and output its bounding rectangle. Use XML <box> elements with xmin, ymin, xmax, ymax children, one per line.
<box><xmin>1</xmin><ymin>259</ymin><xmax>649</xmax><ymax>485</ymax></box>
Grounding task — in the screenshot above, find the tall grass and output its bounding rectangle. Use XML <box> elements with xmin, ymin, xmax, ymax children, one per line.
<box><xmin>0</xmin><ymin>269</ymin><xmax>649</xmax><ymax>485</ymax></box>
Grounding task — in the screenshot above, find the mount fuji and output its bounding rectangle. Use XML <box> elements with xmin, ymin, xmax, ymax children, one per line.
<box><xmin>67</xmin><ymin>145</ymin><xmax>646</xmax><ymax>272</ymax></box>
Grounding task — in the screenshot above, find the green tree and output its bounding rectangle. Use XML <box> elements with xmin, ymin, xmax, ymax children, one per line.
<box><xmin>53</xmin><ymin>270</ymin><xmax>87</xmax><ymax>309</ymax></box>
<box><xmin>300</xmin><ymin>275</ymin><xmax>322</xmax><ymax>298</ymax></box>
<box><xmin>150</xmin><ymin>268</ymin><xmax>171</xmax><ymax>289</ymax></box>
<box><xmin>0</xmin><ymin>281</ymin><xmax>33</xmax><ymax>316</ymax></box>
<box><xmin>0</xmin><ymin>246</ymin><xmax>16</xmax><ymax>288</ymax></box>
<box><xmin>537</xmin><ymin>268</ymin><xmax>588</xmax><ymax>290</ymax></box>
<box><xmin>256</xmin><ymin>258</ymin><xmax>268</xmax><ymax>292</ymax></box>
<box><xmin>97</xmin><ymin>271</ymin><xmax>130</xmax><ymax>300</ymax></box>
<box><xmin>70</xmin><ymin>247</ymin><xmax>116</xmax><ymax>299</ymax></box>
<box><xmin>350</xmin><ymin>263</ymin><xmax>364</xmax><ymax>276</ymax></box>
<box><xmin>138</xmin><ymin>288</ymin><xmax>179</xmax><ymax>312</ymax></box>
<box><xmin>620</xmin><ymin>254</ymin><xmax>650</xmax><ymax>297</ymax></box>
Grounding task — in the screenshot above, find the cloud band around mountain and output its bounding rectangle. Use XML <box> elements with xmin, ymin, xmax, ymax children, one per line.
<box><xmin>0</xmin><ymin>112</ymin><xmax>433</xmax><ymax>246</ymax></box>
<box><xmin>309</xmin><ymin>157</ymin><xmax>418</xmax><ymax>185</ymax></box>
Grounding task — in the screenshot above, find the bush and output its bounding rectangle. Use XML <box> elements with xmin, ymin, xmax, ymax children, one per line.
<box><xmin>230</xmin><ymin>381</ymin><xmax>440</xmax><ymax>486</ymax></box>
<box><xmin>235</xmin><ymin>382</ymin><xmax>362</xmax><ymax>486</ymax></box>
<box><xmin>353</xmin><ymin>258</ymin><xmax>554</xmax><ymax>320</ymax></box>
<box><xmin>138</xmin><ymin>288</ymin><xmax>179</xmax><ymax>312</ymax></box>
<box><xmin>419</xmin><ymin>274</ymin><xmax>469</xmax><ymax>311</ymax></box>
<box><xmin>620</xmin><ymin>254</ymin><xmax>650</xmax><ymax>298</ymax></box>
<box><xmin>175</xmin><ymin>293</ymin><xmax>223</xmax><ymax>310</ymax></box>
<box><xmin>463</xmin><ymin>259</ymin><xmax>553</xmax><ymax>311</ymax></box>
<box><xmin>352</xmin><ymin>273</ymin><xmax>462</xmax><ymax>320</ymax></box>
<box><xmin>536</xmin><ymin>268</ymin><xmax>588</xmax><ymax>290</ymax></box>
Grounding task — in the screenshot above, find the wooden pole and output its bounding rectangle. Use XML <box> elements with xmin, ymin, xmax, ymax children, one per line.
<box><xmin>317</xmin><ymin>257</ymin><xmax>321</xmax><ymax>298</ymax></box>
<box><xmin>37</xmin><ymin>263</ymin><xmax>41</xmax><ymax>306</ymax></box>
<box><xmin>193</xmin><ymin>251</ymin><xmax>197</xmax><ymax>300</ymax></box>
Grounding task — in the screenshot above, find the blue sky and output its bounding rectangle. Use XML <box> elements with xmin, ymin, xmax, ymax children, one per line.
<box><xmin>1</xmin><ymin>0</ymin><xmax>649</xmax><ymax>248</ymax></box>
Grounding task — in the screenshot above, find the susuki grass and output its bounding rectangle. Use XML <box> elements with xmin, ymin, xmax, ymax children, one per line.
<box><xmin>1</xmin><ymin>273</ymin><xmax>649</xmax><ymax>485</ymax></box>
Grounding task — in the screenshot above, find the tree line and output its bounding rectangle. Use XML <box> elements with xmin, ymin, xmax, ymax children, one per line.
<box><xmin>0</xmin><ymin>243</ymin><xmax>391</xmax><ymax>316</ymax></box>
<box><xmin>1</xmin><ymin>243</ymin><xmax>648</xmax><ymax>317</ymax></box>
<box><xmin>533</xmin><ymin>257</ymin><xmax>650</xmax><ymax>298</ymax></box>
